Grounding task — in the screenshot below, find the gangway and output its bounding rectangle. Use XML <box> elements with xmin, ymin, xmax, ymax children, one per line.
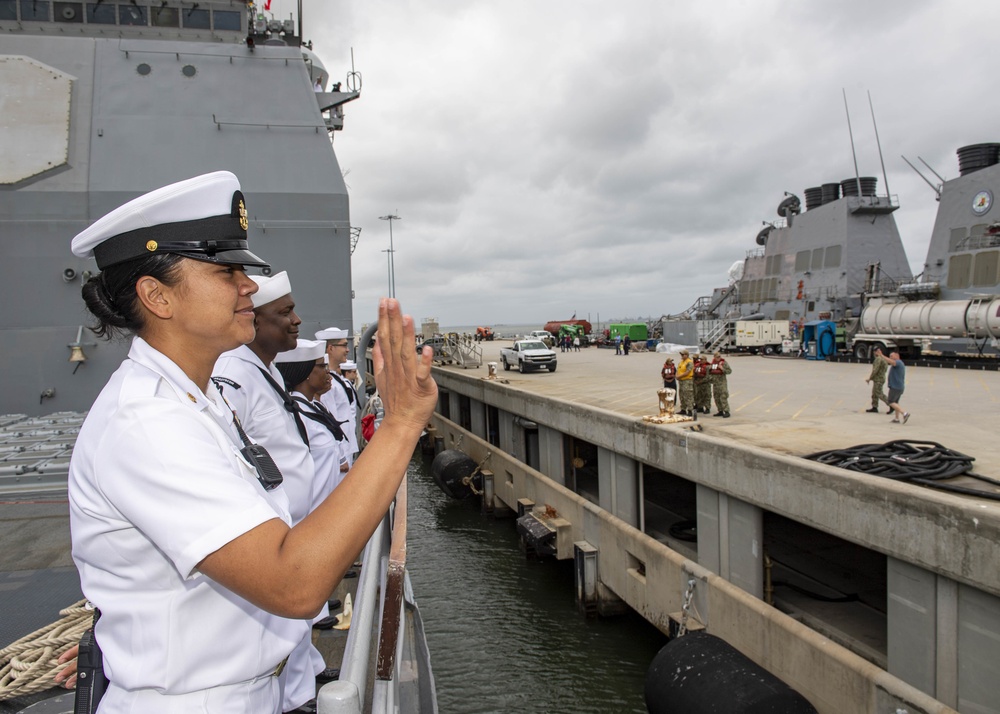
<box><xmin>433</xmin><ymin>334</ymin><xmax>482</xmax><ymax>369</ymax></box>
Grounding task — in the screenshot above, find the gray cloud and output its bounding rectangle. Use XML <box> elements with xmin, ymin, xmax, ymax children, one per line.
<box><xmin>287</xmin><ymin>0</ymin><xmax>1000</xmax><ymax>327</ymax></box>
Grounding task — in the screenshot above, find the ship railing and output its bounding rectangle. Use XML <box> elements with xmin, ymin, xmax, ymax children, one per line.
<box><xmin>956</xmin><ymin>232</ymin><xmax>1000</xmax><ymax>251</ymax></box>
<box><xmin>318</xmin><ymin>476</ymin><xmax>422</xmax><ymax>714</ymax></box>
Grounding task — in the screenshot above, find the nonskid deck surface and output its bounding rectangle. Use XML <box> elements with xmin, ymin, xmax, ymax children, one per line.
<box><xmin>461</xmin><ymin>341</ymin><xmax>1000</xmax><ymax>491</ymax></box>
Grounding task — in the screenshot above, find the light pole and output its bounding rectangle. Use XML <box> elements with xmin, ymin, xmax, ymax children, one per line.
<box><xmin>381</xmin><ymin>248</ymin><xmax>394</xmax><ymax>297</ymax></box>
<box><xmin>379</xmin><ymin>213</ymin><xmax>400</xmax><ymax>297</ymax></box>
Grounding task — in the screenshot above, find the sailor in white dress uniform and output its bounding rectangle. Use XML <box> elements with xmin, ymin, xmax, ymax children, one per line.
<box><xmin>66</xmin><ymin>171</ymin><xmax>438</xmax><ymax>714</ymax></box>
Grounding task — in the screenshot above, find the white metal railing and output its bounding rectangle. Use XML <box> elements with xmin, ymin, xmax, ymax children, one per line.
<box><xmin>317</xmin><ymin>477</ymin><xmax>410</xmax><ymax>713</ymax></box>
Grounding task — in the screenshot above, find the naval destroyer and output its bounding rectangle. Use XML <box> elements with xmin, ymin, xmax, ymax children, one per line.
<box><xmin>660</xmin><ymin>144</ymin><xmax>1000</xmax><ymax>361</ymax></box>
<box><xmin>0</xmin><ymin>2</ymin><xmax>435</xmax><ymax>711</ymax></box>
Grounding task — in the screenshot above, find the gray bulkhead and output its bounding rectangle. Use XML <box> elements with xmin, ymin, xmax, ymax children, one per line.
<box><xmin>739</xmin><ymin>195</ymin><xmax>912</xmax><ymax>322</ymax></box>
<box><xmin>922</xmin><ymin>160</ymin><xmax>1000</xmax><ymax>300</ymax></box>
<box><xmin>1</xmin><ymin>9</ymin><xmax>353</xmax><ymax>416</ymax></box>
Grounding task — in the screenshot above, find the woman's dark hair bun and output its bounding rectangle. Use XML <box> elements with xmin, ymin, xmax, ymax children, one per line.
<box><xmin>81</xmin><ymin>254</ymin><xmax>184</xmax><ymax>340</ymax></box>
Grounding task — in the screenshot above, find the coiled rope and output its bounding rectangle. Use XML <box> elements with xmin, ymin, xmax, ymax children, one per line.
<box><xmin>0</xmin><ymin>599</ymin><xmax>90</xmax><ymax>701</ymax></box>
<box><xmin>804</xmin><ymin>439</ymin><xmax>1000</xmax><ymax>501</ymax></box>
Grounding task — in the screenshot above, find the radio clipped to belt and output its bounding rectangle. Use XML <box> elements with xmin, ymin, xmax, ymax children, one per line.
<box><xmin>74</xmin><ymin>607</ymin><xmax>108</xmax><ymax>714</ymax></box>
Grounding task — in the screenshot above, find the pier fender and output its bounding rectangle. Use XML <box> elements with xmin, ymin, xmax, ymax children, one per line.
<box><xmin>644</xmin><ymin>631</ymin><xmax>817</xmax><ymax>714</ymax></box>
<box><xmin>430</xmin><ymin>449</ymin><xmax>481</xmax><ymax>500</ymax></box>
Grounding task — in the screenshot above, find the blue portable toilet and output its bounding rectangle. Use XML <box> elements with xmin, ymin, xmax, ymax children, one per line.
<box><xmin>802</xmin><ymin>320</ymin><xmax>836</xmax><ymax>360</ymax></box>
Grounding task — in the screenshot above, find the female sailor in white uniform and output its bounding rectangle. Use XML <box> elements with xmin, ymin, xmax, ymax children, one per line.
<box><xmin>67</xmin><ymin>171</ymin><xmax>437</xmax><ymax>713</ymax></box>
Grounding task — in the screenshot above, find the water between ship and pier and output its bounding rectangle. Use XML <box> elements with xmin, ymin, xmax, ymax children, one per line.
<box><xmin>405</xmin><ymin>453</ymin><xmax>665</xmax><ymax>714</ymax></box>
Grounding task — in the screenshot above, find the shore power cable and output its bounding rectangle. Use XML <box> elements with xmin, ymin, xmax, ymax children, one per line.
<box><xmin>804</xmin><ymin>439</ymin><xmax>1000</xmax><ymax>501</ymax></box>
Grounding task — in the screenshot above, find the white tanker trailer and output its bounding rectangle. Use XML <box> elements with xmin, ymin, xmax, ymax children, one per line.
<box><xmin>849</xmin><ymin>296</ymin><xmax>1000</xmax><ymax>359</ymax></box>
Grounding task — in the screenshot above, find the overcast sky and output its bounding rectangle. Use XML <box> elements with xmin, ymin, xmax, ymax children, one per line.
<box><xmin>281</xmin><ymin>0</ymin><xmax>1000</xmax><ymax>328</ymax></box>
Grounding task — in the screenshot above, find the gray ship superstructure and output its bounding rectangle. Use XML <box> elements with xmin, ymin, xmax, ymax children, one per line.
<box><xmin>1</xmin><ymin>0</ymin><xmax>359</xmax><ymax>415</ymax></box>
<box><xmin>0</xmin><ymin>5</ymin><xmax>438</xmax><ymax>712</ymax></box>
<box><xmin>662</xmin><ymin>144</ymin><xmax>1000</xmax><ymax>358</ymax></box>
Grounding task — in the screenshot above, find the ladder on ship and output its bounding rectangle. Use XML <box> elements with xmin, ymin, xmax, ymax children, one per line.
<box><xmin>700</xmin><ymin>320</ymin><xmax>735</xmax><ymax>353</ymax></box>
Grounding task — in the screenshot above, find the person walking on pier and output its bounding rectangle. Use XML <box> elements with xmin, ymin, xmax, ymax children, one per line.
<box><xmin>693</xmin><ymin>354</ymin><xmax>711</xmax><ymax>414</ymax></box>
<box><xmin>676</xmin><ymin>349</ymin><xmax>694</xmax><ymax>416</ymax></box>
<box><xmin>709</xmin><ymin>351</ymin><xmax>732</xmax><ymax>417</ymax></box>
<box><xmin>864</xmin><ymin>347</ymin><xmax>889</xmax><ymax>413</ymax></box>
<box><xmin>614</xmin><ymin>334</ymin><xmax>622</xmax><ymax>355</ymax></box>
<box><xmin>884</xmin><ymin>351</ymin><xmax>910</xmax><ymax>424</ymax></box>
<box><xmin>623</xmin><ymin>334</ymin><xmax>632</xmax><ymax>355</ymax></box>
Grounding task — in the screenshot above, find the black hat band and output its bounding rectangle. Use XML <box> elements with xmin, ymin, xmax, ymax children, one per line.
<box><xmin>93</xmin><ymin>213</ymin><xmax>249</xmax><ymax>269</ymax></box>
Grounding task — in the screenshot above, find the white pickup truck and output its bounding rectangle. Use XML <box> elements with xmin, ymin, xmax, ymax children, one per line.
<box><xmin>500</xmin><ymin>340</ymin><xmax>558</xmax><ymax>373</ymax></box>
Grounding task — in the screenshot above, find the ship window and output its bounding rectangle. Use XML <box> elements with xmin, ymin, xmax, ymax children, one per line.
<box><xmin>771</xmin><ymin>253</ymin><xmax>783</xmax><ymax>275</ymax></box>
<box><xmin>973</xmin><ymin>251</ymin><xmax>999</xmax><ymax>287</ymax></box>
<box><xmin>86</xmin><ymin>2</ymin><xmax>114</xmax><ymax>23</ymax></box>
<box><xmin>54</xmin><ymin>1</ymin><xmax>82</xmax><ymax>21</ymax></box>
<box><xmin>795</xmin><ymin>250</ymin><xmax>811</xmax><ymax>272</ymax></box>
<box><xmin>212</xmin><ymin>9</ymin><xmax>239</xmax><ymax>30</ymax></box>
<box><xmin>151</xmin><ymin>4</ymin><xmax>178</xmax><ymax>26</ymax></box>
<box><xmin>765</xmin><ymin>255</ymin><xmax>773</xmax><ymax>275</ymax></box>
<box><xmin>947</xmin><ymin>254</ymin><xmax>972</xmax><ymax>289</ymax></box>
<box><xmin>19</xmin><ymin>0</ymin><xmax>49</xmax><ymax>20</ymax></box>
<box><xmin>769</xmin><ymin>277</ymin><xmax>778</xmax><ymax>300</ymax></box>
<box><xmin>119</xmin><ymin>3</ymin><xmax>146</xmax><ymax>24</ymax></box>
<box><xmin>811</xmin><ymin>248</ymin><xmax>824</xmax><ymax>271</ymax></box>
<box><xmin>182</xmin><ymin>7</ymin><xmax>209</xmax><ymax>28</ymax></box>
<box><xmin>950</xmin><ymin>227</ymin><xmax>967</xmax><ymax>251</ymax></box>
<box><xmin>824</xmin><ymin>245</ymin><xmax>842</xmax><ymax>268</ymax></box>
<box><xmin>0</xmin><ymin>0</ymin><xmax>16</xmax><ymax>19</ymax></box>
<box><xmin>971</xmin><ymin>223</ymin><xmax>988</xmax><ymax>238</ymax></box>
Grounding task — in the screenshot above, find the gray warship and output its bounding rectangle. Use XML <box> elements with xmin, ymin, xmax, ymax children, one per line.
<box><xmin>661</xmin><ymin>143</ymin><xmax>1000</xmax><ymax>360</ymax></box>
<box><xmin>0</xmin><ymin>2</ymin><xmax>435</xmax><ymax>711</ymax></box>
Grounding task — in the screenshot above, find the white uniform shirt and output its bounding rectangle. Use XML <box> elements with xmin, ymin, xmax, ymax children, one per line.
<box><xmin>292</xmin><ymin>391</ymin><xmax>348</xmax><ymax>504</ymax></box>
<box><xmin>68</xmin><ymin>337</ymin><xmax>306</xmax><ymax>700</ymax></box>
<box><xmin>320</xmin><ymin>372</ymin><xmax>359</xmax><ymax>460</ymax></box>
<box><xmin>213</xmin><ymin>346</ymin><xmax>316</xmax><ymax>525</ymax></box>
<box><xmin>213</xmin><ymin>347</ymin><xmax>325</xmax><ymax>710</ymax></box>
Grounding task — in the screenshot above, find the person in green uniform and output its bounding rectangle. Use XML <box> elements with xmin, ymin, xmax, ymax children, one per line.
<box><xmin>709</xmin><ymin>351</ymin><xmax>733</xmax><ymax>417</ymax></box>
<box><xmin>864</xmin><ymin>347</ymin><xmax>889</xmax><ymax>413</ymax></box>
<box><xmin>692</xmin><ymin>354</ymin><xmax>711</xmax><ymax>414</ymax></box>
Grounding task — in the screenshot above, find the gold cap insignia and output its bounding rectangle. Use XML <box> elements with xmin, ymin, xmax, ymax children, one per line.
<box><xmin>186</xmin><ymin>392</ymin><xmax>197</xmax><ymax>403</ymax></box>
<box><xmin>146</xmin><ymin>240</ymin><xmax>158</xmax><ymax>252</ymax></box>
<box><xmin>238</xmin><ymin>199</ymin><xmax>248</xmax><ymax>231</ymax></box>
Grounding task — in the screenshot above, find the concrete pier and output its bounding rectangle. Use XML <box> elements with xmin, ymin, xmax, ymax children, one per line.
<box><xmin>425</xmin><ymin>340</ymin><xmax>1000</xmax><ymax>714</ymax></box>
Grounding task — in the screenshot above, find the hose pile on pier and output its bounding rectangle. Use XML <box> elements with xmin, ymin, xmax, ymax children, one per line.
<box><xmin>804</xmin><ymin>440</ymin><xmax>1000</xmax><ymax>501</ymax></box>
<box><xmin>0</xmin><ymin>599</ymin><xmax>89</xmax><ymax>700</ymax></box>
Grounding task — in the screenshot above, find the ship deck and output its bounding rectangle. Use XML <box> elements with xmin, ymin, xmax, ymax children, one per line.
<box><xmin>455</xmin><ymin>340</ymin><xmax>1000</xmax><ymax>488</ymax></box>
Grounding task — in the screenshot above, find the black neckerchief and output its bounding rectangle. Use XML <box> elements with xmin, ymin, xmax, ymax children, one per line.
<box><xmin>253</xmin><ymin>366</ymin><xmax>310</xmax><ymax>446</ymax></box>
<box><xmin>331</xmin><ymin>371</ymin><xmax>355</xmax><ymax>405</ymax></box>
<box><xmin>293</xmin><ymin>396</ymin><xmax>347</xmax><ymax>441</ymax></box>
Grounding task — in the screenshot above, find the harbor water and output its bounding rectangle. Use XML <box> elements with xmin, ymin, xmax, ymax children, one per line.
<box><xmin>405</xmin><ymin>452</ymin><xmax>666</xmax><ymax>714</ymax></box>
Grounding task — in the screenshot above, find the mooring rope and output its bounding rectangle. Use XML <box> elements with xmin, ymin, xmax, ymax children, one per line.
<box><xmin>0</xmin><ymin>599</ymin><xmax>90</xmax><ymax>701</ymax></box>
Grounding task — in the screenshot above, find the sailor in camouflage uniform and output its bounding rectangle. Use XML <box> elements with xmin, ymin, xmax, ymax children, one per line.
<box><xmin>710</xmin><ymin>351</ymin><xmax>732</xmax><ymax>417</ymax></box>
<box><xmin>693</xmin><ymin>354</ymin><xmax>712</xmax><ymax>414</ymax></box>
<box><xmin>865</xmin><ymin>347</ymin><xmax>889</xmax><ymax>412</ymax></box>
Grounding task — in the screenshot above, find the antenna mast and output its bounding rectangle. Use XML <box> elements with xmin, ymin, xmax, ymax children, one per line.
<box><xmin>867</xmin><ymin>91</ymin><xmax>890</xmax><ymax>199</ymax></box>
<box><xmin>842</xmin><ymin>89</ymin><xmax>862</xmax><ymax>197</ymax></box>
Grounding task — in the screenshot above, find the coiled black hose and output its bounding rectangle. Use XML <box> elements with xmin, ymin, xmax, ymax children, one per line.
<box><xmin>804</xmin><ymin>439</ymin><xmax>1000</xmax><ymax>500</ymax></box>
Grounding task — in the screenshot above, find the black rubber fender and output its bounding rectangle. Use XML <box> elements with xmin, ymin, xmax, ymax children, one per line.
<box><xmin>645</xmin><ymin>631</ymin><xmax>817</xmax><ymax>713</ymax></box>
<box><xmin>430</xmin><ymin>449</ymin><xmax>481</xmax><ymax>500</ymax></box>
